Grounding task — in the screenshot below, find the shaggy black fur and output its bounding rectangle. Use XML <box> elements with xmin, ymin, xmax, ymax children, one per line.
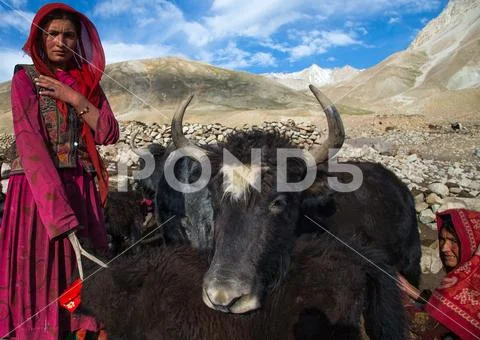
<box><xmin>104</xmin><ymin>191</ymin><xmax>147</xmax><ymax>256</ymax></box>
<box><xmin>300</xmin><ymin>161</ymin><xmax>421</xmax><ymax>286</ymax></box>
<box><xmin>81</xmin><ymin>236</ymin><xmax>406</xmax><ymax>340</ymax></box>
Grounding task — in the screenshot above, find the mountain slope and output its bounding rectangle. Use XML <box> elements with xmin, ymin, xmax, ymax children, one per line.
<box><xmin>323</xmin><ymin>0</ymin><xmax>480</xmax><ymax>119</ymax></box>
<box><xmin>102</xmin><ymin>57</ymin><xmax>317</xmax><ymax>113</ymax></box>
<box><xmin>0</xmin><ymin>57</ymin><xmax>338</xmax><ymax>133</ymax></box>
<box><xmin>410</xmin><ymin>0</ymin><xmax>480</xmax><ymax>90</ymax></box>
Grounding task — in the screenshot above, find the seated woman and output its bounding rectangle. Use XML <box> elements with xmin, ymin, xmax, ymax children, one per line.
<box><xmin>399</xmin><ymin>209</ymin><xmax>480</xmax><ymax>339</ymax></box>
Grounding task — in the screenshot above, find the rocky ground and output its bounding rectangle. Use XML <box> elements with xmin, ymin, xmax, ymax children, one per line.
<box><xmin>0</xmin><ymin>116</ymin><xmax>479</xmax><ymax>290</ymax></box>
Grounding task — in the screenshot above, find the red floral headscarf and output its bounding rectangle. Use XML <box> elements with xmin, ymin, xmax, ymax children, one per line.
<box><xmin>23</xmin><ymin>2</ymin><xmax>108</xmax><ymax>207</ymax></box>
<box><xmin>426</xmin><ymin>209</ymin><xmax>480</xmax><ymax>339</ymax></box>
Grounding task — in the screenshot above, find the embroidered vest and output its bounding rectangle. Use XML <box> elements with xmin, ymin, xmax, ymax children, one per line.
<box><xmin>10</xmin><ymin>64</ymin><xmax>95</xmax><ymax>175</ymax></box>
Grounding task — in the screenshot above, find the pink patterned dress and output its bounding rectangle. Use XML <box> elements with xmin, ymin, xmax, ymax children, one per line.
<box><xmin>0</xmin><ymin>68</ymin><xmax>119</xmax><ymax>339</ymax></box>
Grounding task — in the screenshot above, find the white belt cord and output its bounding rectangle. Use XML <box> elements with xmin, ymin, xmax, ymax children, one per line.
<box><xmin>68</xmin><ymin>232</ymin><xmax>108</xmax><ymax>280</ymax></box>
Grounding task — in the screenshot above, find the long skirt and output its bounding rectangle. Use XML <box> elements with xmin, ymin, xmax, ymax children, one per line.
<box><xmin>0</xmin><ymin>166</ymin><xmax>107</xmax><ymax>339</ymax></box>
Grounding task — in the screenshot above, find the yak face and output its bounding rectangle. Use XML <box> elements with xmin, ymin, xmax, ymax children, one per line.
<box><xmin>202</xmin><ymin>132</ymin><xmax>306</xmax><ymax>313</ymax></box>
<box><xmin>168</xmin><ymin>85</ymin><xmax>344</xmax><ymax>314</ymax></box>
<box><xmin>134</xmin><ymin>142</ymin><xmax>166</xmax><ymax>195</ymax></box>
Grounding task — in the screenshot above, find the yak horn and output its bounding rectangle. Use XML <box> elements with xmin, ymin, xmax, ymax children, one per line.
<box><xmin>171</xmin><ymin>94</ymin><xmax>209</xmax><ymax>157</ymax></box>
<box><xmin>172</xmin><ymin>94</ymin><xmax>194</xmax><ymax>149</ymax></box>
<box><xmin>308</xmin><ymin>85</ymin><xmax>345</xmax><ymax>164</ymax></box>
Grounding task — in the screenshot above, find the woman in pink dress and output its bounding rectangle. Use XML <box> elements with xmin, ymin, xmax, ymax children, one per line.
<box><xmin>0</xmin><ymin>3</ymin><xmax>118</xmax><ymax>339</ymax></box>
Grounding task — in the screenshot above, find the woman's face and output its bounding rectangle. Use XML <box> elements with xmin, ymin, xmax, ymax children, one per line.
<box><xmin>439</xmin><ymin>227</ymin><xmax>460</xmax><ymax>271</ymax></box>
<box><xmin>42</xmin><ymin>19</ymin><xmax>78</xmax><ymax>69</ymax></box>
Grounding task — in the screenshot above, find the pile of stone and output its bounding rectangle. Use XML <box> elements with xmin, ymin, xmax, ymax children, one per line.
<box><xmin>97</xmin><ymin>120</ymin><xmax>324</xmax><ymax>169</ymax></box>
<box><xmin>0</xmin><ymin>134</ymin><xmax>14</xmax><ymax>151</ymax></box>
<box><xmin>0</xmin><ymin>134</ymin><xmax>15</xmax><ymax>162</ymax></box>
<box><xmin>415</xmin><ymin>183</ymin><xmax>479</xmax><ymax>228</ymax></box>
<box><xmin>118</xmin><ymin>119</ymin><xmax>323</xmax><ymax>149</ymax></box>
<box><xmin>106</xmin><ymin>119</ymin><xmax>480</xmax><ymax>205</ymax></box>
<box><xmin>3</xmin><ymin>120</ymin><xmax>479</xmax><ymax>203</ymax></box>
<box><xmin>335</xmin><ymin>142</ymin><xmax>479</xmax><ymax>204</ymax></box>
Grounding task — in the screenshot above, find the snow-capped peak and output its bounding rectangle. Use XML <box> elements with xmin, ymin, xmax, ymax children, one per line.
<box><xmin>263</xmin><ymin>64</ymin><xmax>362</xmax><ymax>90</ymax></box>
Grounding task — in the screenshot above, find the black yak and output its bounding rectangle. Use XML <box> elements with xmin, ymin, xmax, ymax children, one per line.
<box><xmin>130</xmin><ymin>135</ymin><xmax>214</xmax><ymax>249</ymax></box>
<box><xmin>160</xmin><ymin>86</ymin><xmax>420</xmax><ymax>316</ymax></box>
<box><xmin>127</xmin><ymin>86</ymin><xmax>419</xmax><ymax>340</ymax></box>
<box><xmin>80</xmin><ymin>236</ymin><xmax>406</xmax><ymax>340</ymax></box>
<box><xmin>131</xmin><ymin>88</ymin><xmax>420</xmax><ymax>296</ymax></box>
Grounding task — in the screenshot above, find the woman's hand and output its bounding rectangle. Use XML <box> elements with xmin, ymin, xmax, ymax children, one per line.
<box><xmin>34</xmin><ymin>74</ymin><xmax>100</xmax><ymax>129</ymax></box>
<box><xmin>398</xmin><ymin>274</ymin><xmax>421</xmax><ymax>300</ymax></box>
<box><xmin>34</xmin><ymin>75</ymin><xmax>84</xmax><ymax>107</ymax></box>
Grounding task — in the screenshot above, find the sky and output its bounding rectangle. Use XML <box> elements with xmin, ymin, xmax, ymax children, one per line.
<box><xmin>0</xmin><ymin>0</ymin><xmax>449</xmax><ymax>82</ymax></box>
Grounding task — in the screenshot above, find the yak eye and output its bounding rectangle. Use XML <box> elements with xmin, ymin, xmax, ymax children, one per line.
<box><xmin>269</xmin><ymin>196</ymin><xmax>287</xmax><ymax>212</ymax></box>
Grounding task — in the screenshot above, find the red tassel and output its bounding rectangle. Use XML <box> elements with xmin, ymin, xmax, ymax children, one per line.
<box><xmin>59</xmin><ymin>279</ymin><xmax>83</xmax><ymax>313</ymax></box>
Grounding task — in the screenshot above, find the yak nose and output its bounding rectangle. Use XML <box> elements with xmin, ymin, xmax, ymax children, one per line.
<box><xmin>204</xmin><ymin>280</ymin><xmax>238</xmax><ymax>306</ymax></box>
<box><xmin>202</xmin><ymin>280</ymin><xmax>261</xmax><ymax>314</ymax></box>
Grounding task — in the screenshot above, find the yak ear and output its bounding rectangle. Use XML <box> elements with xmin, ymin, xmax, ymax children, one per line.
<box><xmin>296</xmin><ymin>182</ymin><xmax>336</xmax><ymax>236</ymax></box>
<box><xmin>300</xmin><ymin>180</ymin><xmax>336</xmax><ymax>217</ymax></box>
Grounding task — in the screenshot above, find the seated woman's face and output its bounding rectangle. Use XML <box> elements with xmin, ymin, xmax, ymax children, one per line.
<box><xmin>439</xmin><ymin>227</ymin><xmax>460</xmax><ymax>271</ymax></box>
<box><xmin>42</xmin><ymin>19</ymin><xmax>78</xmax><ymax>69</ymax></box>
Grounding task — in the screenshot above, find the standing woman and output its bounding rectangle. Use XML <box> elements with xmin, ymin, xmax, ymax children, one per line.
<box><xmin>0</xmin><ymin>3</ymin><xmax>118</xmax><ymax>339</ymax></box>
